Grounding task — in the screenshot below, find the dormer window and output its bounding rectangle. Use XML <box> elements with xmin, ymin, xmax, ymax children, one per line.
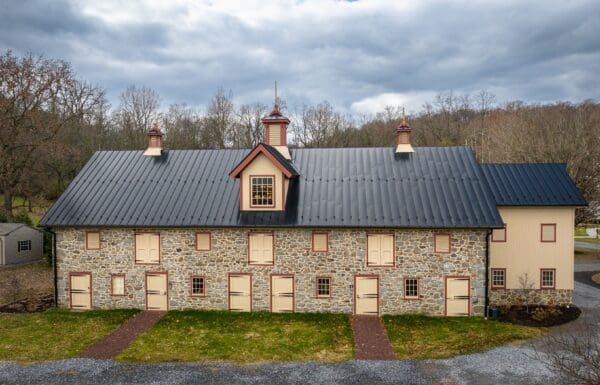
<box><xmin>251</xmin><ymin>176</ymin><xmax>275</xmax><ymax>207</ymax></box>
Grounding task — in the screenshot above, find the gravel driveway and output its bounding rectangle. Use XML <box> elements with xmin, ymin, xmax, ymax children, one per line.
<box><xmin>1</xmin><ymin>261</ymin><xmax>598</xmax><ymax>385</ymax></box>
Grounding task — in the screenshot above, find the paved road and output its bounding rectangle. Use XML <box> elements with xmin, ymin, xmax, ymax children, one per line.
<box><xmin>1</xmin><ymin>261</ymin><xmax>598</xmax><ymax>385</ymax></box>
<box><xmin>575</xmin><ymin>240</ymin><xmax>600</xmax><ymax>250</ymax></box>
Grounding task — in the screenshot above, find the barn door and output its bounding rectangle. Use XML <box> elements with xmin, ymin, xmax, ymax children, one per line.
<box><xmin>70</xmin><ymin>272</ymin><xmax>91</xmax><ymax>310</ymax></box>
<box><xmin>355</xmin><ymin>275</ymin><xmax>379</xmax><ymax>315</ymax></box>
<box><xmin>271</xmin><ymin>275</ymin><xmax>294</xmax><ymax>313</ymax></box>
<box><xmin>446</xmin><ymin>277</ymin><xmax>470</xmax><ymax>316</ymax></box>
<box><xmin>229</xmin><ymin>274</ymin><xmax>251</xmax><ymax>312</ymax></box>
<box><xmin>146</xmin><ymin>272</ymin><xmax>168</xmax><ymax>311</ymax></box>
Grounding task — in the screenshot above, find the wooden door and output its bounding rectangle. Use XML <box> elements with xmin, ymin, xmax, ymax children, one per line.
<box><xmin>271</xmin><ymin>275</ymin><xmax>294</xmax><ymax>313</ymax></box>
<box><xmin>70</xmin><ymin>272</ymin><xmax>91</xmax><ymax>309</ymax></box>
<box><xmin>146</xmin><ymin>272</ymin><xmax>168</xmax><ymax>311</ymax></box>
<box><xmin>446</xmin><ymin>277</ymin><xmax>470</xmax><ymax>316</ymax></box>
<box><xmin>355</xmin><ymin>275</ymin><xmax>378</xmax><ymax>315</ymax></box>
<box><xmin>229</xmin><ymin>274</ymin><xmax>251</xmax><ymax>312</ymax></box>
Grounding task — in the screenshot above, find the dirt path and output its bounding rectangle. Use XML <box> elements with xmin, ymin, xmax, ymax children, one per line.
<box><xmin>351</xmin><ymin>315</ymin><xmax>395</xmax><ymax>360</ymax></box>
<box><xmin>79</xmin><ymin>311</ymin><xmax>165</xmax><ymax>359</ymax></box>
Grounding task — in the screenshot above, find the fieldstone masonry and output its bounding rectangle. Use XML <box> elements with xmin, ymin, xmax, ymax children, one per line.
<box><xmin>56</xmin><ymin>227</ymin><xmax>489</xmax><ymax>315</ymax></box>
<box><xmin>489</xmin><ymin>288</ymin><xmax>573</xmax><ymax>307</ymax></box>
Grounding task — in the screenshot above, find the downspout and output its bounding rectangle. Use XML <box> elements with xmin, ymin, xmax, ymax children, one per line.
<box><xmin>484</xmin><ymin>229</ymin><xmax>491</xmax><ymax>319</ymax></box>
<box><xmin>47</xmin><ymin>229</ymin><xmax>58</xmax><ymax>307</ymax></box>
<box><xmin>0</xmin><ymin>237</ymin><xmax>3</xmax><ymax>265</ymax></box>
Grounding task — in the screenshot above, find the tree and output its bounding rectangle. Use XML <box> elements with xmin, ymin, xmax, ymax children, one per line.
<box><xmin>202</xmin><ymin>88</ymin><xmax>235</xmax><ymax>148</ymax></box>
<box><xmin>231</xmin><ymin>102</ymin><xmax>267</xmax><ymax>148</ymax></box>
<box><xmin>0</xmin><ymin>50</ymin><xmax>105</xmax><ymax>216</ymax></box>
<box><xmin>113</xmin><ymin>85</ymin><xmax>160</xmax><ymax>149</ymax></box>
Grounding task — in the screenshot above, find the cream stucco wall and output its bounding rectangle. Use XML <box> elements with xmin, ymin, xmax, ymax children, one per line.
<box><xmin>490</xmin><ymin>206</ymin><xmax>575</xmax><ymax>290</ymax></box>
<box><xmin>240</xmin><ymin>153</ymin><xmax>285</xmax><ymax>211</ymax></box>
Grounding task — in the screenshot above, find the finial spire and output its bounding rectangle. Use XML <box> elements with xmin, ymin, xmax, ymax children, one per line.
<box><xmin>274</xmin><ymin>80</ymin><xmax>278</xmax><ymax>108</ymax></box>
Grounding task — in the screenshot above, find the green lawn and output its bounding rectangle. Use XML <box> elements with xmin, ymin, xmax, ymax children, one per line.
<box><xmin>0</xmin><ymin>309</ymin><xmax>138</xmax><ymax>362</ymax></box>
<box><xmin>118</xmin><ymin>311</ymin><xmax>354</xmax><ymax>363</ymax></box>
<box><xmin>383</xmin><ymin>315</ymin><xmax>544</xmax><ymax>359</ymax></box>
<box><xmin>575</xmin><ymin>248</ymin><xmax>600</xmax><ymax>261</ymax></box>
<box><xmin>577</xmin><ymin>237</ymin><xmax>600</xmax><ymax>244</ymax></box>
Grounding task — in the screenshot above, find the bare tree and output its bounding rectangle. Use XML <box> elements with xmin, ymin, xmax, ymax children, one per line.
<box><xmin>231</xmin><ymin>102</ymin><xmax>267</xmax><ymax>148</ymax></box>
<box><xmin>113</xmin><ymin>84</ymin><xmax>160</xmax><ymax>149</ymax></box>
<box><xmin>202</xmin><ymin>88</ymin><xmax>235</xmax><ymax>148</ymax></box>
<box><xmin>517</xmin><ymin>273</ymin><xmax>536</xmax><ymax>312</ymax></box>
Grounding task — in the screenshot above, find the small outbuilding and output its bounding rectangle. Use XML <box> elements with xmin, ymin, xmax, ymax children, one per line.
<box><xmin>0</xmin><ymin>223</ymin><xmax>43</xmax><ymax>265</ymax></box>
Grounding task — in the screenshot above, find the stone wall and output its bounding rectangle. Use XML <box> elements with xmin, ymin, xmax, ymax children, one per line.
<box><xmin>489</xmin><ymin>288</ymin><xmax>573</xmax><ymax>307</ymax></box>
<box><xmin>55</xmin><ymin>227</ymin><xmax>487</xmax><ymax>315</ymax></box>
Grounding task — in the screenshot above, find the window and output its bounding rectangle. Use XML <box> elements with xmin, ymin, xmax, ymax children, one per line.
<box><xmin>491</xmin><ymin>225</ymin><xmax>506</xmax><ymax>242</ymax></box>
<box><xmin>316</xmin><ymin>277</ymin><xmax>331</xmax><ymax>298</ymax></box>
<box><xmin>250</xmin><ymin>176</ymin><xmax>274</xmax><ymax>207</ymax></box>
<box><xmin>196</xmin><ymin>232</ymin><xmax>211</xmax><ymax>251</ymax></box>
<box><xmin>111</xmin><ymin>274</ymin><xmax>125</xmax><ymax>296</ymax></box>
<box><xmin>17</xmin><ymin>240</ymin><xmax>31</xmax><ymax>252</ymax></box>
<box><xmin>191</xmin><ymin>276</ymin><xmax>205</xmax><ymax>296</ymax></box>
<box><xmin>541</xmin><ymin>269</ymin><xmax>555</xmax><ymax>289</ymax></box>
<box><xmin>312</xmin><ymin>232</ymin><xmax>328</xmax><ymax>252</ymax></box>
<box><xmin>135</xmin><ymin>233</ymin><xmax>160</xmax><ymax>264</ymax></box>
<box><xmin>491</xmin><ymin>269</ymin><xmax>506</xmax><ymax>289</ymax></box>
<box><xmin>434</xmin><ymin>233</ymin><xmax>451</xmax><ymax>253</ymax></box>
<box><xmin>86</xmin><ymin>231</ymin><xmax>100</xmax><ymax>250</ymax></box>
<box><xmin>248</xmin><ymin>232</ymin><xmax>274</xmax><ymax>265</ymax></box>
<box><xmin>367</xmin><ymin>234</ymin><xmax>394</xmax><ymax>266</ymax></box>
<box><xmin>404</xmin><ymin>278</ymin><xmax>419</xmax><ymax>299</ymax></box>
<box><xmin>541</xmin><ymin>224</ymin><xmax>556</xmax><ymax>242</ymax></box>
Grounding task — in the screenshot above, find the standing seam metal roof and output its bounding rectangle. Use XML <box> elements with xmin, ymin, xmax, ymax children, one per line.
<box><xmin>480</xmin><ymin>163</ymin><xmax>587</xmax><ymax>206</ymax></box>
<box><xmin>40</xmin><ymin>146</ymin><xmax>504</xmax><ymax>228</ymax></box>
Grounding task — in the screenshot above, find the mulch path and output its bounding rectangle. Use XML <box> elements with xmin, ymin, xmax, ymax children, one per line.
<box><xmin>351</xmin><ymin>315</ymin><xmax>396</xmax><ymax>360</ymax></box>
<box><xmin>79</xmin><ymin>311</ymin><xmax>166</xmax><ymax>359</ymax></box>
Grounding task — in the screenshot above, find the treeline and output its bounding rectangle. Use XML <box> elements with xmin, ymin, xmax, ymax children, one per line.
<box><xmin>1</xmin><ymin>51</ymin><xmax>599</xmax><ymax>221</ymax></box>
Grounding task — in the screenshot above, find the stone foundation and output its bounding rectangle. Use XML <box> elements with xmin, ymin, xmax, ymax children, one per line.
<box><xmin>489</xmin><ymin>288</ymin><xmax>573</xmax><ymax>307</ymax></box>
<box><xmin>55</xmin><ymin>227</ymin><xmax>487</xmax><ymax>315</ymax></box>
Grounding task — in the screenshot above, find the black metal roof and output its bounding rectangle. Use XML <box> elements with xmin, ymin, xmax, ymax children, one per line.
<box><xmin>40</xmin><ymin>146</ymin><xmax>504</xmax><ymax>228</ymax></box>
<box><xmin>480</xmin><ymin>163</ymin><xmax>587</xmax><ymax>206</ymax></box>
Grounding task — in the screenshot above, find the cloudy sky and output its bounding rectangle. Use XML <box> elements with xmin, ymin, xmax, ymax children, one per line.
<box><xmin>2</xmin><ymin>0</ymin><xmax>599</xmax><ymax>115</ymax></box>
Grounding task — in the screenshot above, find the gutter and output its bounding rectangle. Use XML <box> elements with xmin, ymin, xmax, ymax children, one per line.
<box><xmin>484</xmin><ymin>229</ymin><xmax>491</xmax><ymax>319</ymax></box>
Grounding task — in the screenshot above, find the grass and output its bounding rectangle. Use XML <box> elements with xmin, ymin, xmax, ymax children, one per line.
<box><xmin>575</xmin><ymin>248</ymin><xmax>600</xmax><ymax>261</ymax></box>
<box><xmin>0</xmin><ymin>196</ymin><xmax>52</xmax><ymax>226</ymax></box>
<box><xmin>383</xmin><ymin>315</ymin><xmax>544</xmax><ymax>359</ymax></box>
<box><xmin>0</xmin><ymin>261</ymin><xmax>52</xmax><ymax>305</ymax></box>
<box><xmin>576</xmin><ymin>237</ymin><xmax>600</xmax><ymax>244</ymax></box>
<box><xmin>118</xmin><ymin>310</ymin><xmax>354</xmax><ymax>363</ymax></box>
<box><xmin>0</xmin><ymin>308</ymin><xmax>138</xmax><ymax>362</ymax></box>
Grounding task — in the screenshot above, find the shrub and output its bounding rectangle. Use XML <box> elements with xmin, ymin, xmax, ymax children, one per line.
<box><xmin>42</xmin><ymin>228</ymin><xmax>53</xmax><ymax>265</ymax></box>
<box><xmin>0</xmin><ymin>210</ymin><xmax>7</xmax><ymax>223</ymax></box>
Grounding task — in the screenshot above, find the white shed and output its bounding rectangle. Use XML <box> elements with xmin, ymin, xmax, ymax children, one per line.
<box><xmin>0</xmin><ymin>223</ymin><xmax>43</xmax><ymax>265</ymax></box>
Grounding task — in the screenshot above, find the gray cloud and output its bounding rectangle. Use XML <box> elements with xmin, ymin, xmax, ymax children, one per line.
<box><xmin>0</xmin><ymin>0</ymin><xmax>598</xmax><ymax>114</ymax></box>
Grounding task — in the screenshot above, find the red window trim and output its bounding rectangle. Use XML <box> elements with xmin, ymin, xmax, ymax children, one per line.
<box><xmin>403</xmin><ymin>277</ymin><xmax>420</xmax><ymax>300</ymax></box>
<box><xmin>195</xmin><ymin>232</ymin><xmax>211</xmax><ymax>251</ymax></box>
<box><xmin>366</xmin><ymin>232</ymin><xmax>396</xmax><ymax>268</ymax></box>
<box><xmin>134</xmin><ymin>232</ymin><xmax>161</xmax><ymax>265</ymax></box>
<box><xmin>316</xmin><ymin>276</ymin><xmax>332</xmax><ymax>298</ymax></box>
<box><xmin>249</xmin><ymin>174</ymin><xmax>276</xmax><ymax>209</ymax></box>
<box><xmin>85</xmin><ymin>231</ymin><xmax>101</xmax><ymax>250</ymax></box>
<box><xmin>111</xmin><ymin>273</ymin><xmax>126</xmax><ymax>296</ymax></box>
<box><xmin>540</xmin><ymin>268</ymin><xmax>556</xmax><ymax>289</ymax></box>
<box><xmin>540</xmin><ymin>223</ymin><xmax>557</xmax><ymax>243</ymax></box>
<box><xmin>311</xmin><ymin>231</ymin><xmax>329</xmax><ymax>252</ymax></box>
<box><xmin>434</xmin><ymin>232</ymin><xmax>452</xmax><ymax>254</ymax></box>
<box><xmin>247</xmin><ymin>231</ymin><xmax>275</xmax><ymax>266</ymax></box>
<box><xmin>491</xmin><ymin>224</ymin><xmax>507</xmax><ymax>242</ymax></box>
<box><xmin>190</xmin><ymin>275</ymin><xmax>207</xmax><ymax>297</ymax></box>
<box><xmin>490</xmin><ymin>268</ymin><xmax>506</xmax><ymax>290</ymax></box>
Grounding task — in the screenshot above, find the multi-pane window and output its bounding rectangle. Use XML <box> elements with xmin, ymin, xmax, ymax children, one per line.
<box><xmin>317</xmin><ymin>277</ymin><xmax>331</xmax><ymax>297</ymax></box>
<box><xmin>191</xmin><ymin>276</ymin><xmax>205</xmax><ymax>296</ymax></box>
<box><xmin>404</xmin><ymin>278</ymin><xmax>418</xmax><ymax>299</ymax></box>
<box><xmin>541</xmin><ymin>269</ymin><xmax>555</xmax><ymax>289</ymax></box>
<box><xmin>541</xmin><ymin>224</ymin><xmax>556</xmax><ymax>242</ymax></box>
<box><xmin>491</xmin><ymin>269</ymin><xmax>506</xmax><ymax>289</ymax></box>
<box><xmin>17</xmin><ymin>240</ymin><xmax>31</xmax><ymax>252</ymax></box>
<box><xmin>111</xmin><ymin>275</ymin><xmax>125</xmax><ymax>296</ymax></box>
<box><xmin>251</xmin><ymin>176</ymin><xmax>274</xmax><ymax>207</ymax></box>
